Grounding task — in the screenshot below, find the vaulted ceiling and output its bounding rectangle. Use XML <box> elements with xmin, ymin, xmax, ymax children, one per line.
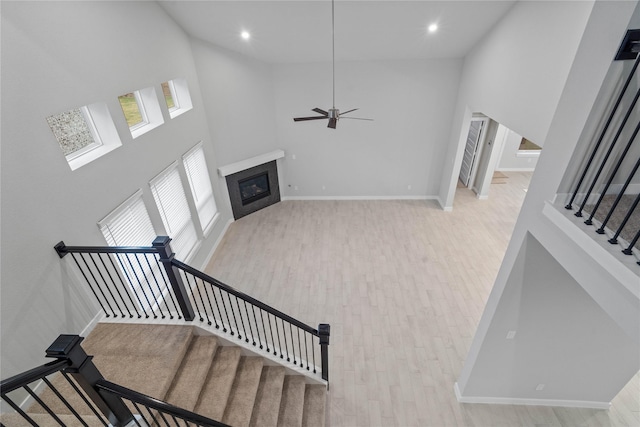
<box><xmin>159</xmin><ymin>1</ymin><xmax>517</xmax><ymax>63</ymax></box>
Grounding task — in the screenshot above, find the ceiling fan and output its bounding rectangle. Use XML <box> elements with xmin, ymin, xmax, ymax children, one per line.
<box><xmin>293</xmin><ymin>0</ymin><xmax>372</xmax><ymax>129</ymax></box>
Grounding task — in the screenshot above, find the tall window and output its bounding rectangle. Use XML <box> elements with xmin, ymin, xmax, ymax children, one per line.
<box><xmin>98</xmin><ymin>190</ymin><xmax>156</xmax><ymax>247</ymax></box>
<box><xmin>150</xmin><ymin>163</ymin><xmax>198</xmax><ymax>261</ymax></box>
<box><xmin>183</xmin><ymin>142</ymin><xmax>218</xmax><ymax>234</ymax></box>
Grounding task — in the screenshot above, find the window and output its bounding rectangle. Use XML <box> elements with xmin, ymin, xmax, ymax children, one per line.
<box><xmin>118</xmin><ymin>87</ymin><xmax>164</xmax><ymax>139</ymax></box>
<box><xmin>183</xmin><ymin>142</ymin><xmax>219</xmax><ymax>234</ymax></box>
<box><xmin>98</xmin><ymin>190</ymin><xmax>156</xmax><ymax>247</ymax></box>
<box><xmin>46</xmin><ymin>103</ymin><xmax>122</xmax><ymax>171</ymax></box>
<box><xmin>162</xmin><ymin>78</ymin><xmax>193</xmax><ymax>119</ymax></box>
<box><xmin>150</xmin><ymin>163</ymin><xmax>198</xmax><ymax>261</ymax></box>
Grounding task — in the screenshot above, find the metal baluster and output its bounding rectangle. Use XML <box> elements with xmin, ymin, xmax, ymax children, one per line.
<box><xmin>622</xmin><ymin>227</ymin><xmax>640</xmax><ymax>256</ymax></box>
<box><xmin>1</xmin><ymin>393</ymin><xmax>39</xmax><ymax>427</ymax></box>
<box><xmin>296</xmin><ymin>327</ymin><xmax>303</xmax><ymax>366</ymax></box>
<box><xmin>225</xmin><ymin>293</ymin><xmax>240</xmax><ymax>337</ymax></box>
<box><xmin>124</xmin><ymin>254</ymin><xmax>154</xmax><ymax>318</ymax></box>
<box><xmin>115</xmin><ymin>254</ymin><xmax>149</xmax><ymax>318</ymax></box>
<box><xmin>267</xmin><ymin>312</ymin><xmax>276</xmax><ymax>355</ymax></box>
<box><xmin>171</xmin><ymin>414</ymin><xmax>182</xmax><ymax>426</ymax></box>
<box><xmin>282</xmin><ymin>319</ymin><xmax>290</xmax><ymax>362</ymax></box>
<box><xmin>141</xmin><ymin>403</ymin><xmax>161</xmax><ymax>427</ymax></box>
<box><xmin>155</xmin><ymin>258</ymin><xmax>182</xmax><ymax>320</ymax></box>
<box><xmin>251</xmin><ymin>305</ymin><xmax>262</xmax><ymax>348</ymax></box>
<box><xmin>609</xmin><ymin>193</ymin><xmax>640</xmax><ymax>244</ymax></box>
<box><xmin>290</xmin><ymin>324</ymin><xmax>297</xmax><ymax>365</ymax></box>
<box><xmin>100</xmin><ymin>254</ymin><xmax>135</xmax><ymax>318</ymax></box>
<box><xmin>130</xmin><ymin>402</ymin><xmax>146</xmax><ymax>427</ymax></box>
<box><xmin>576</xmin><ymin>87</ymin><xmax>640</xmax><ymax>217</ymax></box>
<box><xmin>62</xmin><ymin>372</ymin><xmax>108</xmax><ymax>426</ymax></box>
<box><xmin>134</xmin><ymin>254</ymin><xmax>164</xmax><ymax>318</ymax></box>
<box><xmin>143</xmin><ymin>254</ymin><xmax>175</xmax><ymax>319</ymax></box>
<box><xmin>88</xmin><ymin>253</ymin><xmax>125</xmax><ymax>318</ymax></box>
<box><xmin>234</xmin><ymin>297</ymin><xmax>249</xmax><ymax>342</ymax></box>
<box><xmin>243</xmin><ymin>301</ymin><xmax>256</xmax><ymax>346</ymax></box>
<box><xmin>24</xmin><ymin>384</ymin><xmax>65</xmax><ymax>426</ymax></box>
<box><xmin>586</xmin><ymin>120</ymin><xmax>640</xmax><ymax>227</ymax></box>
<box><xmin>208</xmin><ymin>285</ymin><xmax>224</xmax><ymax>330</ymax></box>
<box><xmin>259</xmin><ymin>309</ymin><xmax>270</xmax><ymax>352</ymax></box>
<box><xmin>304</xmin><ymin>332</ymin><xmax>310</xmax><ymax>370</ymax></box>
<box><xmin>218</xmin><ymin>289</ymin><xmax>232</xmax><ymax>333</ymax></box>
<box><xmin>566</xmin><ymin>54</ymin><xmax>640</xmax><ymax>210</ymax></box>
<box><xmin>275</xmin><ymin>316</ymin><xmax>284</xmax><ymax>359</ymax></box>
<box><xmin>70</xmin><ymin>253</ymin><xmax>110</xmax><ymax>317</ymax></box>
<box><xmin>158</xmin><ymin>410</ymin><xmax>172</xmax><ymax>426</ymax></box>
<box><xmin>200</xmin><ymin>278</ymin><xmax>220</xmax><ymax>329</ymax></box>
<box><xmin>42</xmin><ymin>377</ymin><xmax>89</xmax><ymax>427</ymax></box>
<box><xmin>78</xmin><ymin>253</ymin><xmax>116</xmax><ymax>316</ymax></box>
<box><xmin>186</xmin><ymin>273</ymin><xmax>209</xmax><ymax>324</ymax></box>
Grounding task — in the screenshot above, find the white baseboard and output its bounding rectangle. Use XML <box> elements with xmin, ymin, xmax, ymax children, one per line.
<box><xmin>200</xmin><ymin>217</ymin><xmax>234</xmax><ymax>271</ymax></box>
<box><xmin>80</xmin><ymin>311</ymin><xmax>105</xmax><ymax>338</ymax></box>
<box><xmin>454</xmin><ymin>382</ymin><xmax>611</xmax><ymax>410</ymax></box>
<box><xmin>495</xmin><ymin>167</ymin><xmax>535</xmax><ymax>172</ymax></box>
<box><xmin>281</xmin><ymin>195</ymin><xmax>437</xmax><ymax>201</ymax></box>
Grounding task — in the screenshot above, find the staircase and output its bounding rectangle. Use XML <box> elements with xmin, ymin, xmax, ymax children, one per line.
<box><xmin>3</xmin><ymin>323</ymin><xmax>326</xmax><ymax>427</ymax></box>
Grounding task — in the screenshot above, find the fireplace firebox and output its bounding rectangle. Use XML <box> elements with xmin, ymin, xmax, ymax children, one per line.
<box><xmin>225</xmin><ymin>160</ymin><xmax>280</xmax><ymax>219</ymax></box>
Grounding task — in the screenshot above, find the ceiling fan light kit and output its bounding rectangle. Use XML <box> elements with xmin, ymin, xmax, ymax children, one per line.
<box><xmin>293</xmin><ymin>0</ymin><xmax>372</xmax><ymax>129</ymax></box>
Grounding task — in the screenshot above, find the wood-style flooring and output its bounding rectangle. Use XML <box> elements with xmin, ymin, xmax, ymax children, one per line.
<box><xmin>205</xmin><ymin>172</ymin><xmax>640</xmax><ymax>427</ymax></box>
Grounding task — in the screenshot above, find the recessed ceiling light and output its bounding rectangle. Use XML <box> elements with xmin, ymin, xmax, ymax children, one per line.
<box><xmin>428</xmin><ymin>24</ymin><xmax>438</xmax><ymax>33</ymax></box>
<box><xmin>241</xmin><ymin>31</ymin><xmax>250</xmax><ymax>40</ymax></box>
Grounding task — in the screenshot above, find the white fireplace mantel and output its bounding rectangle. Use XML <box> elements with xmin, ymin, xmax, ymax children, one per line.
<box><xmin>217</xmin><ymin>149</ymin><xmax>285</xmax><ymax>177</ymax></box>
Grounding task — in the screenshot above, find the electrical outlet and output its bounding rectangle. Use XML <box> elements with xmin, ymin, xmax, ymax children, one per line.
<box><xmin>535</xmin><ymin>384</ymin><xmax>545</xmax><ymax>391</ymax></box>
<box><xmin>506</xmin><ymin>330</ymin><xmax>516</xmax><ymax>339</ymax></box>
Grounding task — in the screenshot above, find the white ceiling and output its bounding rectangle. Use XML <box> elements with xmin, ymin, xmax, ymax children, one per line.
<box><xmin>159</xmin><ymin>1</ymin><xmax>517</xmax><ymax>63</ymax></box>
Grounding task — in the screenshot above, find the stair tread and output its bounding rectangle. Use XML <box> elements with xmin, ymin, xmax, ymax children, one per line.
<box><xmin>277</xmin><ymin>375</ymin><xmax>306</xmax><ymax>427</ymax></box>
<box><xmin>302</xmin><ymin>384</ymin><xmax>327</xmax><ymax>427</ymax></box>
<box><xmin>194</xmin><ymin>346</ymin><xmax>242</xmax><ymax>421</ymax></box>
<box><xmin>222</xmin><ymin>356</ymin><xmax>264</xmax><ymax>427</ymax></box>
<box><xmin>249</xmin><ymin>366</ymin><xmax>286</xmax><ymax>427</ymax></box>
<box><xmin>165</xmin><ymin>335</ymin><xmax>219</xmax><ymax>411</ymax></box>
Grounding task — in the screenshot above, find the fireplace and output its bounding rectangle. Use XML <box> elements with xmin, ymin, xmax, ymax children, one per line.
<box><xmin>223</xmin><ymin>159</ymin><xmax>281</xmax><ymax>220</ymax></box>
<box><xmin>239</xmin><ymin>172</ymin><xmax>271</xmax><ymax>206</ymax></box>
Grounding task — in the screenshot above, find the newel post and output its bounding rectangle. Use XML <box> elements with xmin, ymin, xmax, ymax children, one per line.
<box><xmin>318</xmin><ymin>323</ymin><xmax>330</xmax><ymax>383</ymax></box>
<box><xmin>153</xmin><ymin>236</ymin><xmax>195</xmax><ymax>321</ymax></box>
<box><xmin>46</xmin><ymin>335</ymin><xmax>134</xmax><ymax>427</ymax></box>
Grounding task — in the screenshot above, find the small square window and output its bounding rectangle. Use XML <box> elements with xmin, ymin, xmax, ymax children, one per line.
<box><xmin>46</xmin><ymin>103</ymin><xmax>121</xmax><ymax>171</ymax></box>
<box><xmin>161</xmin><ymin>81</ymin><xmax>177</xmax><ymax>111</ymax></box>
<box><xmin>118</xmin><ymin>92</ymin><xmax>148</xmax><ymax>129</ymax></box>
<box><xmin>163</xmin><ymin>78</ymin><xmax>193</xmax><ymax>119</ymax></box>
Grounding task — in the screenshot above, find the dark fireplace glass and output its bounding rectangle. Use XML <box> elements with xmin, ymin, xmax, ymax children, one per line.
<box><xmin>238</xmin><ymin>172</ymin><xmax>271</xmax><ymax>206</ymax></box>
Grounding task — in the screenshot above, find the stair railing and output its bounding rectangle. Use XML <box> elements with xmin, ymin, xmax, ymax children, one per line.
<box><xmin>1</xmin><ymin>335</ymin><xmax>228</xmax><ymax>427</ymax></box>
<box><xmin>564</xmin><ymin>38</ymin><xmax>640</xmax><ymax>265</ymax></box>
<box><xmin>54</xmin><ymin>237</ymin><xmax>331</xmax><ymax>382</ymax></box>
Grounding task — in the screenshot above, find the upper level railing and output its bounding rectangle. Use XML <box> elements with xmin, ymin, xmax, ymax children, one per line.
<box><xmin>564</xmin><ymin>45</ymin><xmax>640</xmax><ymax>265</ymax></box>
<box><xmin>54</xmin><ymin>236</ymin><xmax>330</xmax><ymax>382</ymax></box>
<box><xmin>0</xmin><ymin>335</ymin><xmax>227</xmax><ymax>427</ymax></box>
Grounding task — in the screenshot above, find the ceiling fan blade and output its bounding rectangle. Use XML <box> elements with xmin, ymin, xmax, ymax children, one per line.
<box><xmin>340</xmin><ymin>117</ymin><xmax>374</xmax><ymax>121</ymax></box>
<box><xmin>293</xmin><ymin>116</ymin><xmax>329</xmax><ymax>122</ymax></box>
<box><xmin>340</xmin><ymin>108</ymin><xmax>359</xmax><ymax>116</ymax></box>
<box><xmin>328</xmin><ymin>118</ymin><xmax>337</xmax><ymax>129</ymax></box>
<box><xmin>312</xmin><ymin>108</ymin><xmax>329</xmax><ymax>116</ymax></box>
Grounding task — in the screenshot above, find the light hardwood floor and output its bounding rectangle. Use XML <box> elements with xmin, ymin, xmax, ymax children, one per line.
<box><xmin>204</xmin><ymin>172</ymin><xmax>640</xmax><ymax>427</ymax></box>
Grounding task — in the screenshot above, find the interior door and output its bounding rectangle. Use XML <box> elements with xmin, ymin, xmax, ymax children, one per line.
<box><xmin>459</xmin><ymin>119</ymin><xmax>485</xmax><ymax>187</ymax></box>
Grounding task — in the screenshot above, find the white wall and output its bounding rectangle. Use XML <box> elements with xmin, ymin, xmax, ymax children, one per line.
<box><xmin>457</xmin><ymin>0</ymin><xmax>640</xmax><ymax>405</ymax></box>
<box><xmin>0</xmin><ymin>1</ymin><xmax>230</xmax><ymax>378</ymax></box>
<box><xmin>273</xmin><ymin>59</ymin><xmax>462</xmax><ymax>199</ymax></box>
<box><xmin>440</xmin><ymin>0</ymin><xmax>596</xmax><ymax>208</ymax></box>
<box><xmin>496</xmin><ymin>129</ymin><xmax>539</xmax><ymax>171</ymax></box>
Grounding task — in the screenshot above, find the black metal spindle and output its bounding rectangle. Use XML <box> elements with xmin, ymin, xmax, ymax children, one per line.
<box><xmin>234</xmin><ymin>296</ymin><xmax>249</xmax><ymax>342</ymax></box>
<box><xmin>134</xmin><ymin>254</ymin><xmax>164</xmax><ymax>319</ymax></box>
<box><xmin>218</xmin><ymin>289</ymin><xmax>231</xmax><ymax>333</ymax></box>
<box><xmin>143</xmin><ymin>254</ymin><xmax>175</xmax><ymax>319</ymax></box>
<box><xmin>62</xmin><ymin>372</ymin><xmax>108</xmax><ymax>426</ymax></box>
<box><xmin>130</xmin><ymin>402</ymin><xmax>147</xmax><ymax>427</ymax></box>
<box><xmin>244</xmin><ymin>301</ymin><xmax>256</xmax><ymax>346</ymax></box>
<box><xmin>275</xmin><ymin>316</ymin><xmax>284</xmax><ymax>359</ymax></box>
<box><xmin>158</xmin><ymin>410</ymin><xmax>172</xmax><ymax>427</ymax></box>
<box><xmin>290</xmin><ymin>324</ymin><xmax>297</xmax><ymax>365</ymax></box>
<box><xmin>267</xmin><ymin>313</ymin><xmax>277</xmax><ymax>355</ymax></box>
<box><xmin>304</xmin><ymin>332</ymin><xmax>310</xmax><ymax>369</ymax></box>
<box><xmin>586</xmin><ymin>120</ymin><xmax>640</xmax><ymax>227</ymax></box>
<box><xmin>201</xmin><ymin>278</ymin><xmax>220</xmax><ymax>328</ymax></box>
<box><xmin>622</xmin><ymin>227</ymin><xmax>640</xmax><ymax>255</ymax></box>
<box><xmin>186</xmin><ymin>273</ymin><xmax>209</xmax><ymax>324</ymax></box>
<box><xmin>1</xmin><ymin>393</ymin><xmax>38</xmax><ymax>427</ymax></box>
<box><xmin>209</xmin><ymin>285</ymin><xmax>225</xmax><ymax>330</ymax></box>
<box><xmin>225</xmin><ymin>293</ymin><xmax>240</xmax><ymax>338</ymax></box>
<box><xmin>42</xmin><ymin>377</ymin><xmax>89</xmax><ymax>427</ymax></box>
<box><xmin>260</xmin><ymin>309</ymin><xmax>270</xmax><ymax>352</ymax></box>
<box><xmin>296</xmin><ymin>327</ymin><xmax>302</xmax><ymax>366</ymax></box>
<box><xmin>281</xmin><ymin>319</ymin><xmax>290</xmax><ymax>362</ymax></box>
<box><xmin>566</xmin><ymin>53</ymin><xmax>640</xmax><ymax>210</ymax></box>
<box><xmin>576</xmin><ymin>87</ymin><xmax>640</xmax><ymax>217</ymax></box>
<box><xmin>78</xmin><ymin>253</ymin><xmax>116</xmax><ymax>316</ymax></box>
<box><xmin>70</xmin><ymin>253</ymin><xmax>110</xmax><ymax>317</ymax></box>
<box><xmin>99</xmin><ymin>254</ymin><xmax>135</xmax><ymax>318</ymax></box>
<box><xmin>124</xmin><ymin>254</ymin><xmax>154</xmax><ymax>318</ymax></box>
<box><xmin>89</xmin><ymin>253</ymin><xmax>126</xmax><ymax>318</ymax></box>
<box><xmin>24</xmin><ymin>384</ymin><xmax>66</xmax><ymax>426</ymax></box>
<box><xmin>115</xmin><ymin>254</ymin><xmax>149</xmax><ymax>318</ymax></box>
<box><xmin>251</xmin><ymin>306</ymin><xmax>262</xmax><ymax>349</ymax></box>
<box><xmin>155</xmin><ymin>258</ymin><xmax>183</xmax><ymax>320</ymax></box>
<box><xmin>610</xmin><ymin>193</ymin><xmax>640</xmax><ymax>244</ymax></box>
<box><xmin>141</xmin><ymin>403</ymin><xmax>161</xmax><ymax>427</ymax></box>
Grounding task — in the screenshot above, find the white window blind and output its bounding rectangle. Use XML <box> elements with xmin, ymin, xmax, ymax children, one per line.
<box><xmin>150</xmin><ymin>162</ymin><xmax>198</xmax><ymax>261</ymax></box>
<box><xmin>98</xmin><ymin>190</ymin><xmax>156</xmax><ymax>246</ymax></box>
<box><xmin>183</xmin><ymin>142</ymin><xmax>218</xmax><ymax>233</ymax></box>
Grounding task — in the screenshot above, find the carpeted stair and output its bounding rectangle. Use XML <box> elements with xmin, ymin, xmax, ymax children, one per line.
<box><xmin>5</xmin><ymin>323</ymin><xmax>326</xmax><ymax>427</ymax></box>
